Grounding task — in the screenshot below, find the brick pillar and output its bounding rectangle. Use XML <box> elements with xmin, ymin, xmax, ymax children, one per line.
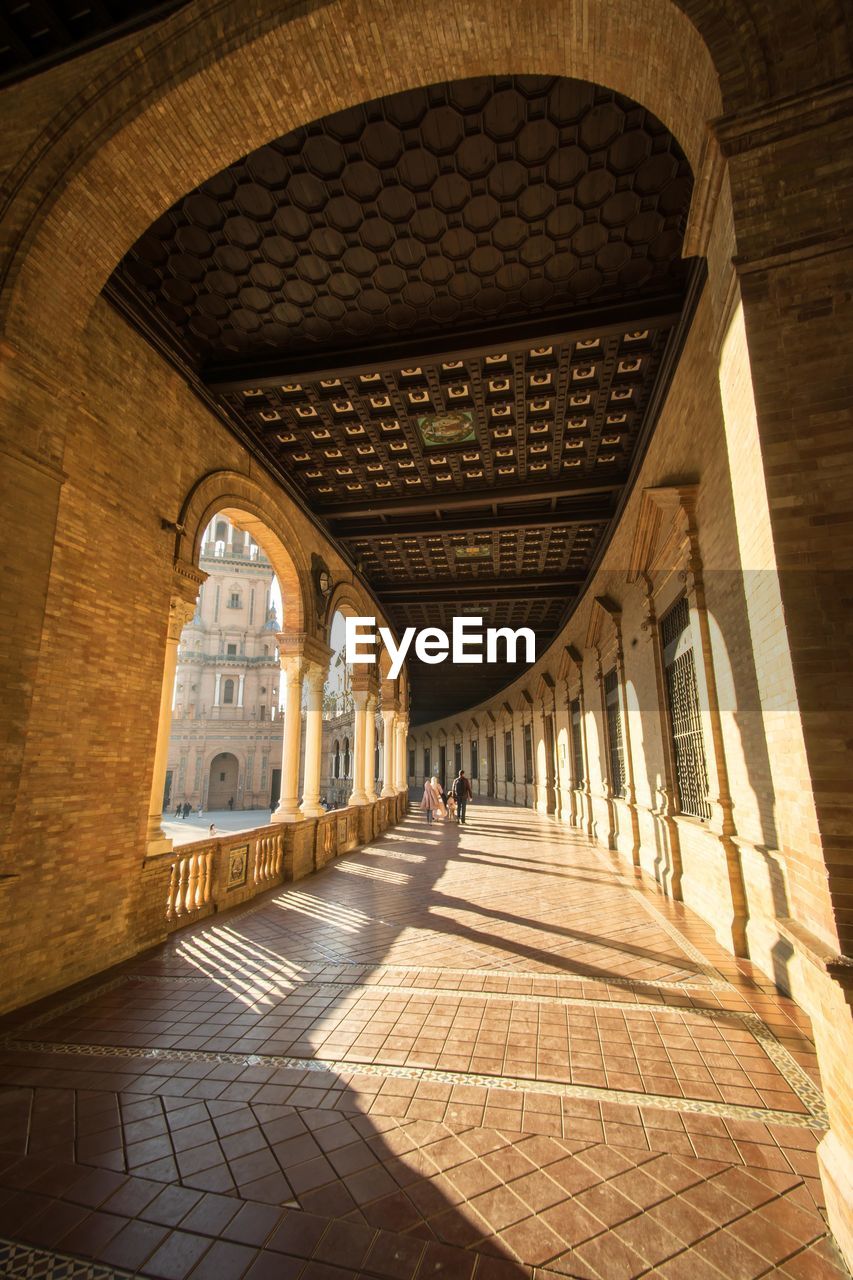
<box><xmin>713</xmin><ymin>80</ymin><xmax>853</xmax><ymax>1267</ymax></box>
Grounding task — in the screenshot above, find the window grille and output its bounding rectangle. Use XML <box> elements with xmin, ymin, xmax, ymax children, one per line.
<box><xmin>523</xmin><ymin>723</ymin><xmax>534</xmax><ymax>783</ymax></box>
<box><xmin>604</xmin><ymin>668</ymin><xmax>625</xmax><ymax>798</ymax></box>
<box><xmin>662</xmin><ymin>597</ymin><xmax>711</xmax><ymax>819</ymax></box>
<box><xmin>570</xmin><ymin>699</ymin><xmax>584</xmax><ymax>786</ymax></box>
<box><xmin>470</xmin><ymin>739</ymin><xmax>479</xmax><ymax>779</ymax></box>
<box><xmin>504</xmin><ymin>730</ymin><xmax>514</xmax><ymax>782</ymax></box>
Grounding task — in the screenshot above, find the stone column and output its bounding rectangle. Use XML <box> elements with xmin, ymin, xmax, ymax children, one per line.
<box><xmin>213</xmin><ymin>672</ymin><xmax>221</xmax><ymax>706</ymax></box>
<box><xmin>147</xmin><ymin>592</ymin><xmax>197</xmax><ymax>855</ymax></box>
<box><xmin>272</xmin><ymin>654</ymin><xmax>305</xmax><ymax>823</ymax></box>
<box><xmin>381</xmin><ymin>707</ymin><xmax>397</xmax><ymax>797</ymax></box>
<box><xmin>395</xmin><ymin>715</ymin><xmax>409</xmax><ymax>792</ymax></box>
<box><xmin>300</xmin><ymin>661</ymin><xmax>326</xmax><ymax>818</ymax></box>
<box><xmin>237</xmin><ymin>673</ymin><xmax>244</xmax><ymax>707</ymax></box>
<box><xmin>364</xmin><ymin>693</ymin><xmax>378</xmax><ymax>802</ymax></box>
<box><xmin>349</xmin><ymin>689</ymin><xmax>369</xmax><ymax>806</ymax></box>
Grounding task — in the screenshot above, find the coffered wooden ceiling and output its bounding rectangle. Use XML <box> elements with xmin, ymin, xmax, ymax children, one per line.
<box><xmin>107</xmin><ymin>74</ymin><xmax>702</xmax><ymax>723</ymax></box>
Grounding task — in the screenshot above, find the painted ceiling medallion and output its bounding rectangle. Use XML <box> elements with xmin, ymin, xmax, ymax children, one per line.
<box><xmin>417</xmin><ymin>410</ymin><xmax>477</xmax><ymax>449</ymax></box>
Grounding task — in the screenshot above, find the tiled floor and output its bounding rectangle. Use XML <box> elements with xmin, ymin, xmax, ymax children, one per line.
<box><xmin>1</xmin><ymin>801</ymin><xmax>848</xmax><ymax>1278</ymax></box>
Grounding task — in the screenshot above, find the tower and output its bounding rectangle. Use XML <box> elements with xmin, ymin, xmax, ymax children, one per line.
<box><xmin>165</xmin><ymin>517</ymin><xmax>283</xmax><ymax>812</ymax></box>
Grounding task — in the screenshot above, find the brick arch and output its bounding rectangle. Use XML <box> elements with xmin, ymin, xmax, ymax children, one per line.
<box><xmin>1</xmin><ymin>0</ymin><xmax>728</xmax><ymax>368</ymax></box>
<box><xmin>176</xmin><ymin>469</ymin><xmax>309</xmax><ymax>635</ymax></box>
<box><xmin>324</xmin><ymin>584</ymin><xmax>376</xmax><ymax>631</ymax></box>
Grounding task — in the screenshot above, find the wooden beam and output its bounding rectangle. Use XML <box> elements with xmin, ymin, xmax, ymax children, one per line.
<box><xmin>376</xmin><ymin>574</ymin><xmax>583</xmax><ymax>602</ymax></box>
<box><xmin>318</xmin><ymin>480</ymin><xmax>621</xmax><ymax>520</ymax></box>
<box><xmin>330</xmin><ymin>501</ymin><xmax>613</xmax><ymax>540</ymax></box>
<box><xmin>203</xmin><ymin>296</ymin><xmax>682</xmax><ymax>392</ymax></box>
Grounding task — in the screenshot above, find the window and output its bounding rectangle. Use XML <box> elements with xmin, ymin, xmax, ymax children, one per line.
<box><xmin>223</xmin><ymin>678</ymin><xmax>235</xmax><ymax>705</ymax></box>
<box><xmin>423</xmin><ymin>747</ymin><xmax>431</xmax><ymax>778</ymax></box>
<box><xmin>226</xmin><ymin>643</ymin><xmax>237</xmax><ymax>656</ymax></box>
<box><xmin>333</xmin><ymin>740</ymin><xmax>340</xmax><ymax>779</ymax></box>
<box><xmin>228</xmin><ymin>592</ymin><xmax>241</xmax><ymax>609</ymax></box>
<box><xmin>570</xmin><ymin>698</ymin><xmax>584</xmax><ymax>786</ymax></box>
<box><xmin>504</xmin><ymin>729</ymin><xmax>514</xmax><ymax>782</ymax></box>
<box><xmin>343</xmin><ymin>737</ymin><xmax>350</xmax><ymax>778</ymax></box>
<box><xmin>662</xmin><ymin>596</ymin><xmax>711</xmax><ymax>819</ymax></box>
<box><xmin>454</xmin><ymin>743</ymin><xmax>462</xmax><ymax>775</ymax></box>
<box><xmin>470</xmin><ymin>739</ymin><xmax>479</xmax><ymax>779</ymax></box>
<box><xmin>604</xmin><ymin>668</ymin><xmax>625</xmax><ymax>798</ymax></box>
<box><xmin>408</xmin><ymin>748</ymin><xmax>415</xmax><ymax>779</ymax></box>
<box><xmin>523</xmin><ymin>723</ymin><xmax>534</xmax><ymax>784</ymax></box>
<box><xmin>215</xmin><ymin>520</ymin><xmax>227</xmax><ymax>542</ymax></box>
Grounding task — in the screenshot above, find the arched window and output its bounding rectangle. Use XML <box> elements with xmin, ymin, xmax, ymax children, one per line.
<box><xmin>223</xmin><ymin>678</ymin><xmax>235</xmax><ymax>705</ymax></box>
<box><xmin>333</xmin><ymin>740</ymin><xmax>340</xmax><ymax>779</ymax></box>
<box><xmin>343</xmin><ymin>737</ymin><xmax>350</xmax><ymax>778</ymax></box>
<box><xmin>215</xmin><ymin>520</ymin><xmax>227</xmax><ymax>542</ymax></box>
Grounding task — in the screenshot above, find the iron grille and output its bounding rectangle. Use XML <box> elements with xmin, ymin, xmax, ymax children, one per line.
<box><xmin>662</xmin><ymin>597</ymin><xmax>711</xmax><ymax>819</ymax></box>
<box><xmin>604</xmin><ymin>668</ymin><xmax>625</xmax><ymax>798</ymax></box>
<box><xmin>570</xmin><ymin>699</ymin><xmax>584</xmax><ymax>786</ymax></box>
<box><xmin>504</xmin><ymin>730</ymin><xmax>514</xmax><ymax>782</ymax></box>
<box><xmin>523</xmin><ymin>724</ymin><xmax>534</xmax><ymax>783</ymax></box>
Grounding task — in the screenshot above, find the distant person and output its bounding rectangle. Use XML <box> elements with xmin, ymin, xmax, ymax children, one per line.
<box><xmin>209</xmin><ymin>823</ymin><xmax>217</xmax><ymax>837</ymax></box>
<box><xmin>182</xmin><ymin>801</ymin><xmax>191</xmax><ymax>819</ymax></box>
<box><xmin>197</xmin><ymin>803</ymin><xmax>203</xmax><ymax>816</ymax></box>
<box><xmin>420</xmin><ymin>776</ymin><xmax>440</xmax><ymax>823</ymax></box>
<box><xmin>174</xmin><ymin>801</ymin><xmax>182</xmax><ymax>818</ymax></box>
<box><xmin>452</xmin><ymin>770</ymin><xmax>473</xmax><ymax>824</ymax></box>
<box><xmin>227</xmin><ymin>796</ymin><xmax>234</xmax><ymax>811</ymax></box>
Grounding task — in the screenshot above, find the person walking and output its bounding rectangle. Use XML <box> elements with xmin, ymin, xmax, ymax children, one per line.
<box><xmin>183</xmin><ymin>801</ymin><xmax>191</xmax><ymax>820</ymax></box>
<box><xmin>452</xmin><ymin>769</ymin><xmax>473</xmax><ymax>824</ymax></box>
<box><xmin>420</xmin><ymin>776</ymin><xmax>440</xmax><ymax>823</ymax></box>
<box><xmin>174</xmin><ymin>801</ymin><xmax>182</xmax><ymax>818</ymax></box>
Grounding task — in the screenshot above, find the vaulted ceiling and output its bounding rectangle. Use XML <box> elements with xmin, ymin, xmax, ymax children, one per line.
<box><xmin>106</xmin><ymin>74</ymin><xmax>701</xmax><ymax>723</ymax></box>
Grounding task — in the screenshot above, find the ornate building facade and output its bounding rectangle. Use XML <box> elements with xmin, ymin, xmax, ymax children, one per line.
<box><xmin>166</xmin><ymin>516</ymin><xmax>283</xmax><ymax>811</ymax></box>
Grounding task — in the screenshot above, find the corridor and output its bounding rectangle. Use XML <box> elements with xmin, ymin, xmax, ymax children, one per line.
<box><xmin>0</xmin><ymin>804</ymin><xmax>847</xmax><ymax>1279</ymax></box>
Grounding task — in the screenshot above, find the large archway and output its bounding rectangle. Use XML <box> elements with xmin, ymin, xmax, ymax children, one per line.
<box><xmin>206</xmin><ymin>750</ymin><xmax>240</xmax><ymax>809</ymax></box>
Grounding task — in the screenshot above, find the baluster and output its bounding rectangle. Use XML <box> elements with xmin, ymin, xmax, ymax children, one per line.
<box><xmin>253</xmin><ymin>840</ymin><xmax>262</xmax><ymax>885</ymax></box>
<box><xmin>200</xmin><ymin>849</ymin><xmax>212</xmax><ymax>904</ymax></box>
<box><xmin>273</xmin><ymin>835</ymin><xmax>283</xmax><ymax>878</ymax></box>
<box><xmin>186</xmin><ymin>852</ymin><xmax>200</xmax><ymax>914</ymax></box>
<box><xmin>166</xmin><ymin>860</ymin><xmax>178</xmax><ymax>921</ymax></box>
<box><xmin>175</xmin><ymin>855</ymin><xmax>189</xmax><ymax>918</ymax></box>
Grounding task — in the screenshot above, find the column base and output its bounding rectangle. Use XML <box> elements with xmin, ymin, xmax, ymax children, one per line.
<box><xmin>146</xmin><ymin>834</ymin><xmax>174</xmax><ymax>858</ymax></box>
<box><xmin>271</xmin><ymin>807</ymin><xmax>304</xmax><ymax>824</ymax></box>
<box><xmin>365</xmin><ymin>790</ymin><xmax>379</xmax><ymax>803</ymax></box>
<box><xmin>380</xmin><ymin>786</ymin><xmax>396</xmax><ymax>798</ymax></box>
<box><xmin>349</xmin><ymin>790</ymin><xmax>368</xmax><ymax>806</ymax></box>
<box><xmin>300</xmin><ymin>804</ymin><xmax>325</xmax><ymax>819</ymax></box>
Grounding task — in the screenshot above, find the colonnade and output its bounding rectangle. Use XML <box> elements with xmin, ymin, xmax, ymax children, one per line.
<box><xmin>269</xmin><ymin>644</ymin><xmax>408</xmax><ymax>825</ymax></box>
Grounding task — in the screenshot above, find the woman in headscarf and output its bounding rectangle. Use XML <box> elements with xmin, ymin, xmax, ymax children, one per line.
<box><xmin>421</xmin><ymin>775</ymin><xmax>445</xmax><ymax>822</ymax></box>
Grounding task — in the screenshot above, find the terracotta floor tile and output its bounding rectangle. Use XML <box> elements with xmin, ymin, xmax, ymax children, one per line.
<box><xmin>0</xmin><ymin>804</ymin><xmax>838</xmax><ymax>1279</ymax></box>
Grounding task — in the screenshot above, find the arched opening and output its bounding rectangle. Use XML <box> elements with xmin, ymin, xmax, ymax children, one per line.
<box><xmin>206</xmin><ymin>751</ymin><xmax>240</xmax><ymax>810</ymax></box>
<box><xmin>157</xmin><ymin>505</ymin><xmax>303</xmax><ymax>842</ymax></box>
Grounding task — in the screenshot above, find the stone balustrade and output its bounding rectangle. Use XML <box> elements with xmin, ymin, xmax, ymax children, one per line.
<box><xmin>147</xmin><ymin>791</ymin><xmax>409</xmax><ymax>936</ymax></box>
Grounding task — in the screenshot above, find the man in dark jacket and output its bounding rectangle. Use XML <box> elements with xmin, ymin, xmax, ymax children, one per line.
<box><xmin>452</xmin><ymin>770</ymin><xmax>473</xmax><ymax>824</ymax></box>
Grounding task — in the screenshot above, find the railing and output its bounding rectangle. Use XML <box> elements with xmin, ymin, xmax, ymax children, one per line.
<box><xmin>166</xmin><ymin>846</ymin><xmax>214</xmax><ymax>922</ymax></box>
<box><xmin>253</xmin><ymin>831</ymin><xmax>284</xmax><ymax>886</ymax></box>
<box><xmin>151</xmin><ymin>790</ymin><xmax>409</xmax><ymax>934</ymax></box>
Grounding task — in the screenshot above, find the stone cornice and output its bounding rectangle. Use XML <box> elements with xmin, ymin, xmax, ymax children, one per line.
<box><xmin>711</xmin><ymin>73</ymin><xmax>853</xmax><ymax>157</ymax></box>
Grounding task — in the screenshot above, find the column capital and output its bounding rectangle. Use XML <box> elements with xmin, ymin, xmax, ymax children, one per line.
<box><xmin>166</xmin><ymin>594</ymin><xmax>197</xmax><ymax>643</ymax></box>
<box><xmin>277</xmin><ymin>630</ymin><xmax>333</xmax><ymax>669</ymax></box>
